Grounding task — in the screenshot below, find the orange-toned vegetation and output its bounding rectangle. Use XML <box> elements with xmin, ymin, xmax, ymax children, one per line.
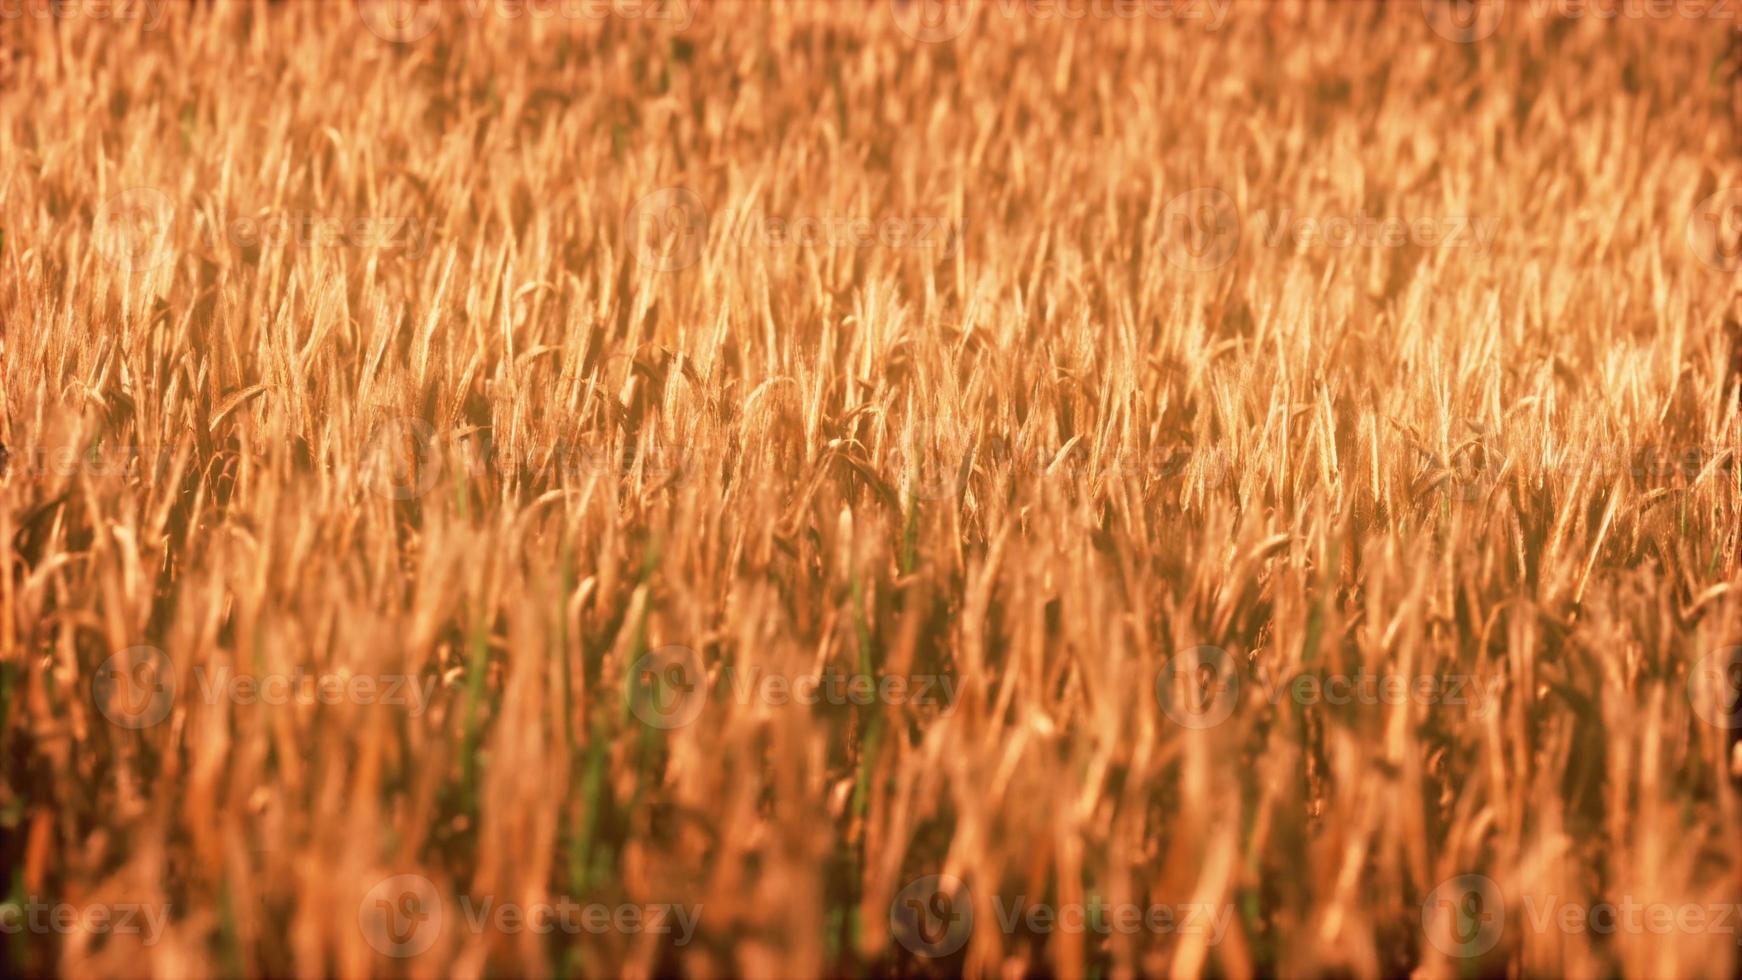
<box><xmin>1</xmin><ymin>1</ymin><xmax>1739</xmax><ymax>976</ymax></box>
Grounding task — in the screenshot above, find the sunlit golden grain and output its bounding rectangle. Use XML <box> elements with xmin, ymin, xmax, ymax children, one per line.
<box><xmin>1</xmin><ymin>1</ymin><xmax>1740</xmax><ymax>977</ymax></box>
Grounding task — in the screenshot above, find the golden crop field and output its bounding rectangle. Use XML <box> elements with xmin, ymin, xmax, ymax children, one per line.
<box><xmin>2</xmin><ymin>0</ymin><xmax>1740</xmax><ymax>976</ymax></box>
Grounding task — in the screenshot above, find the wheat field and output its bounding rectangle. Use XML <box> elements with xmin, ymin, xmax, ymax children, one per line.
<box><xmin>2</xmin><ymin>0</ymin><xmax>1740</xmax><ymax>977</ymax></box>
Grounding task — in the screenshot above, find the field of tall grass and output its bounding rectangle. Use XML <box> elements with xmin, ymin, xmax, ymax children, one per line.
<box><xmin>2</xmin><ymin>0</ymin><xmax>1740</xmax><ymax>976</ymax></box>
